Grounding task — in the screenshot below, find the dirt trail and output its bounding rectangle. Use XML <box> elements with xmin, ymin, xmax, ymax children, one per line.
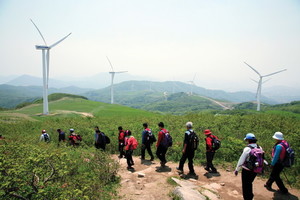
<box><xmin>113</xmin><ymin>155</ymin><xmax>299</xmax><ymax>200</ymax></box>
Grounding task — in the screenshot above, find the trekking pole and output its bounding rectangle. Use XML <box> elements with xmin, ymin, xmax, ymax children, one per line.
<box><xmin>282</xmin><ymin>170</ymin><xmax>293</xmax><ymax>189</ymax></box>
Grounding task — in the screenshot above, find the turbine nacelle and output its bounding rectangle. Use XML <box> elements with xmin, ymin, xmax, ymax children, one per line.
<box><xmin>35</xmin><ymin>45</ymin><xmax>50</xmax><ymax>50</ymax></box>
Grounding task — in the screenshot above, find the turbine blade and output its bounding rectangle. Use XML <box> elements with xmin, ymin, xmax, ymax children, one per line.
<box><xmin>244</xmin><ymin>62</ymin><xmax>261</xmax><ymax>76</ymax></box>
<box><xmin>49</xmin><ymin>33</ymin><xmax>72</xmax><ymax>48</ymax></box>
<box><xmin>115</xmin><ymin>71</ymin><xmax>128</xmax><ymax>74</ymax></box>
<box><xmin>46</xmin><ymin>50</ymin><xmax>50</xmax><ymax>88</ymax></box>
<box><xmin>263</xmin><ymin>78</ymin><xmax>271</xmax><ymax>84</ymax></box>
<box><xmin>263</xmin><ymin>69</ymin><xmax>287</xmax><ymax>77</ymax></box>
<box><xmin>106</xmin><ymin>56</ymin><xmax>114</xmax><ymax>72</ymax></box>
<box><xmin>30</xmin><ymin>19</ymin><xmax>47</xmax><ymax>45</ymax></box>
<box><xmin>193</xmin><ymin>73</ymin><xmax>197</xmax><ymax>82</ymax></box>
<box><xmin>250</xmin><ymin>78</ymin><xmax>258</xmax><ymax>84</ymax></box>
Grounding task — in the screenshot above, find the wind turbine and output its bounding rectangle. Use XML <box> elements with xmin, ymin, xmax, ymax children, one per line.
<box><xmin>187</xmin><ymin>74</ymin><xmax>197</xmax><ymax>95</ymax></box>
<box><xmin>30</xmin><ymin>19</ymin><xmax>71</xmax><ymax>115</ymax></box>
<box><xmin>244</xmin><ymin>62</ymin><xmax>287</xmax><ymax>111</ymax></box>
<box><xmin>106</xmin><ymin>56</ymin><xmax>128</xmax><ymax>104</ymax></box>
<box><xmin>163</xmin><ymin>92</ymin><xmax>168</xmax><ymax>101</ymax></box>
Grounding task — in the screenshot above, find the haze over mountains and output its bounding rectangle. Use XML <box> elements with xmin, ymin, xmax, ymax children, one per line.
<box><xmin>1</xmin><ymin>74</ymin><xmax>300</xmax><ymax>109</ymax></box>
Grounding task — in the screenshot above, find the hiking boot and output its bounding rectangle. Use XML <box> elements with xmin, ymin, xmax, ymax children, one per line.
<box><xmin>150</xmin><ymin>157</ymin><xmax>154</xmax><ymax>161</ymax></box>
<box><xmin>160</xmin><ymin>161</ymin><xmax>166</xmax><ymax>167</ymax></box>
<box><xmin>264</xmin><ymin>184</ymin><xmax>273</xmax><ymax>191</ymax></box>
<box><xmin>211</xmin><ymin>170</ymin><xmax>218</xmax><ymax>174</ymax></box>
<box><xmin>187</xmin><ymin>172</ymin><xmax>196</xmax><ymax>176</ymax></box>
<box><xmin>277</xmin><ymin>189</ymin><xmax>289</xmax><ymax>194</ymax></box>
<box><xmin>176</xmin><ymin>167</ymin><xmax>183</xmax><ymax>174</ymax></box>
<box><xmin>127</xmin><ymin>166</ymin><xmax>134</xmax><ymax>170</ymax></box>
<box><xmin>204</xmin><ymin>167</ymin><xmax>210</xmax><ymax>172</ymax></box>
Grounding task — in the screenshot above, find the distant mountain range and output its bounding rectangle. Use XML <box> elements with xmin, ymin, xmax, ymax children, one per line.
<box><xmin>83</xmin><ymin>80</ymin><xmax>275</xmax><ymax>106</ymax></box>
<box><xmin>1</xmin><ymin>74</ymin><xmax>300</xmax><ymax>109</ymax></box>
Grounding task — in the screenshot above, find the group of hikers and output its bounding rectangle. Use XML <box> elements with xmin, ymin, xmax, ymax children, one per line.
<box><xmin>39</xmin><ymin>128</ymin><xmax>82</xmax><ymax>146</ymax></box>
<box><xmin>39</xmin><ymin>122</ymin><xmax>294</xmax><ymax>200</ymax></box>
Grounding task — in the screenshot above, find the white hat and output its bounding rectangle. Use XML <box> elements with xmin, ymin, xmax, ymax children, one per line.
<box><xmin>272</xmin><ymin>132</ymin><xmax>284</xmax><ymax>140</ymax></box>
<box><xmin>186</xmin><ymin>122</ymin><xmax>193</xmax><ymax>128</ymax></box>
<box><xmin>69</xmin><ymin>128</ymin><xmax>75</xmax><ymax>132</ymax></box>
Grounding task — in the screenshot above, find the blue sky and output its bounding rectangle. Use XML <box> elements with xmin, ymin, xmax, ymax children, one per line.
<box><xmin>0</xmin><ymin>0</ymin><xmax>299</xmax><ymax>91</ymax></box>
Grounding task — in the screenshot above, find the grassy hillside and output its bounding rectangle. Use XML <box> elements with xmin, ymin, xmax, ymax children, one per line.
<box><xmin>0</xmin><ymin>84</ymin><xmax>92</xmax><ymax>108</ymax></box>
<box><xmin>142</xmin><ymin>92</ymin><xmax>224</xmax><ymax>114</ymax></box>
<box><xmin>1</xmin><ymin>95</ymin><xmax>300</xmax><ymax>199</ymax></box>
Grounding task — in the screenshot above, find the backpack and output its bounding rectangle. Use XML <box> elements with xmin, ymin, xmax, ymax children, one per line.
<box><xmin>105</xmin><ymin>135</ymin><xmax>111</xmax><ymax>144</ymax></box>
<box><xmin>209</xmin><ymin>135</ymin><xmax>221</xmax><ymax>151</ymax></box>
<box><xmin>189</xmin><ymin>131</ymin><xmax>199</xmax><ymax>150</ymax></box>
<box><xmin>145</xmin><ymin>129</ymin><xmax>156</xmax><ymax>144</ymax></box>
<box><xmin>74</xmin><ymin>135</ymin><xmax>82</xmax><ymax>144</ymax></box>
<box><xmin>244</xmin><ymin>145</ymin><xmax>264</xmax><ymax>173</ymax></box>
<box><xmin>130</xmin><ymin>137</ymin><xmax>138</xmax><ymax>150</ymax></box>
<box><xmin>43</xmin><ymin>133</ymin><xmax>50</xmax><ymax>142</ymax></box>
<box><xmin>161</xmin><ymin>129</ymin><xmax>172</xmax><ymax>147</ymax></box>
<box><xmin>97</xmin><ymin>132</ymin><xmax>106</xmax><ymax>145</ymax></box>
<box><xmin>280</xmin><ymin>142</ymin><xmax>295</xmax><ymax>167</ymax></box>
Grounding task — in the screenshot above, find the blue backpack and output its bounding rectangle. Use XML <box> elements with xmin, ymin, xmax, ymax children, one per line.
<box><xmin>161</xmin><ymin>129</ymin><xmax>172</xmax><ymax>147</ymax></box>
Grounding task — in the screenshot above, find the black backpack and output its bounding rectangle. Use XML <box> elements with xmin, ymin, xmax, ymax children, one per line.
<box><xmin>97</xmin><ymin>132</ymin><xmax>106</xmax><ymax>145</ymax></box>
<box><xmin>105</xmin><ymin>135</ymin><xmax>111</xmax><ymax>144</ymax></box>
<box><xmin>210</xmin><ymin>135</ymin><xmax>221</xmax><ymax>150</ymax></box>
<box><xmin>146</xmin><ymin>129</ymin><xmax>156</xmax><ymax>144</ymax></box>
<box><xmin>43</xmin><ymin>133</ymin><xmax>50</xmax><ymax>142</ymax></box>
<box><xmin>189</xmin><ymin>131</ymin><xmax>199</xmax><ymax>150</ymax></box>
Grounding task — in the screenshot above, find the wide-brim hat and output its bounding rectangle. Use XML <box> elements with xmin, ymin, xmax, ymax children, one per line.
<box><xmin>204</xmin><ymin>129</ymin><xmax>212</xmax><ymax>135</ymax></box>
<box><xmin>272</xmin><ymin>132</ymin><xmax>284</xmax><ymax>140</ymax></box>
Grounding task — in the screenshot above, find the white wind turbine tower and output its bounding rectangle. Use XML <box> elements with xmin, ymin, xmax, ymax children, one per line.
<box><xmin>244</xmin><ymin>62</ymin><xmax>287</xmax><ymax>111</ymax></box>
<box><xmin>106</xmin><ymin>56</ymin><xmax>128</xmax><ymax>104</ymax></box>
<box><xmin>30</xmin><ymin>19</ymin><xmax>71</xmax><ymax>115</ymax></box>
<box><xmin>187</xmin><ymin>74</ymin><xmax>197</xmax><ymax>95</ymax></box>
<box><xmin>163</xmin><ymin>92</ymin><xmax>168</xmax><ymax>101</ymax></box>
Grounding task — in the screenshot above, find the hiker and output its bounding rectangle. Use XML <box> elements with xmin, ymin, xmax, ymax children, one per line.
<box><xmin>176</xmin><ymin>122</ymin><xmax>197</xmax><ymax>176</ymax></box>
<box><xmin>234</xmin><ymin>133</ymin><xmax>265</xmax><ymax>200</ymax></box>
<box><xmin>95</xmin><ymin>128</ymin><xmax>106</xmax><ymax>151</ymax></box>
<box><xmin>124</xmin><ymin>130</ymin><xmax>138</xmax><ymax>170</ymax></box>
<box><xmin>118</xmin><ymin>126</ymin><xmax>126</xmax><ymax>158</ymax></box>
<box><xmin>141</xmin><ymin>123</ymin><xmax>155</xmax><ymax>161</ymax></box>
<box><xmin>39</xmin><ymin>130</ymin><xmax>50</xmax><ymax>142</ymax></box>
<box><xmin>57</xmin><ymin>129</ymin><xmax>66</xmax><ymax>144</ymax></box>
<box><xmin>204</xmin><ymin>129</ymin><xmax>218</xmax><ymax>173</ymax></box>
<box><xmin>264</xmin><ymin>132</ymin><xmax>289</xmax><ymax>194</ymax></box>
<box><xmin>156</xmin><ymin>122</ymin><xmax>170</xmax><ymax>167</ymax></box>
<box><xmin>68</xmin><ymin>129</ymin><xmax>82</xmax><ymax>147</ymax></box>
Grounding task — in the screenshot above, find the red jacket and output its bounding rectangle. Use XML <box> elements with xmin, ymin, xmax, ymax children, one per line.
<box><xmin>156</xmin><ymin>128</ymin><xmax>167</xmax><ymax>147</ymax></box>
<box><xmin>205</xmin><ymin>134</ymin><xmax>218</xmax><ymax>152</ymax></box>
<box><xmin>118</xmin><ymin>130</ymin><xmax>125</xmax><ymax>144</ymax></box>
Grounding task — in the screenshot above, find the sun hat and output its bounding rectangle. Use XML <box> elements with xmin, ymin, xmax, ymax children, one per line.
<box><xmin>272</xmin><ymin>132</ymin><xmax>284</xmax><ymax>140</ymax></box>
<box><xmin>204</xmin><ymin>129</ymin><xmax>212</xmax><ymax>135</ymax></box>
<box><xmin>186</xmin><ymin>122</ymin><xmax>193</xmax><ymax>128</ymax></box>
<box><xmin>244</xmin><ymin>133</ymin><xmax>256</xmax><ymax>140</ymax></box>
<box><xmin>69</xmin><ymin>128</ymin><xmax>75</xmax><ymax>132</ymax></box>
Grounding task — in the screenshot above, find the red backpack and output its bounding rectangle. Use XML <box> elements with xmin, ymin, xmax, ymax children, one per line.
<box><xmin>129</xmin><ymin>136</ymin><xmax>138</xmax><ymax>150</ymax></box>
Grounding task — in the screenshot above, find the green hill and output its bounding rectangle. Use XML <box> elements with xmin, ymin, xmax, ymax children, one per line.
<box><xmin>2</xmin><ymin>93</ymin><xmax>157</xmax><ymax>119</ymax></box>
<box><xmin>84</xmin><ymin>80</ymin><xmax>276</xmax><ymax>105</ymax></box>
<box><xmin>1</xmin><ymin>93</ymin><xmax>300</xmax><ymax>199</ymax></box>
<box><xmin>141</xmin><ymin>92</ymin><xmax>226</xmax><ymax>114</ymax></box>
<box><xmin>0</xmin><ymin>84</ymin><xmax>92</xmax><ymax>108</ymax></box>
